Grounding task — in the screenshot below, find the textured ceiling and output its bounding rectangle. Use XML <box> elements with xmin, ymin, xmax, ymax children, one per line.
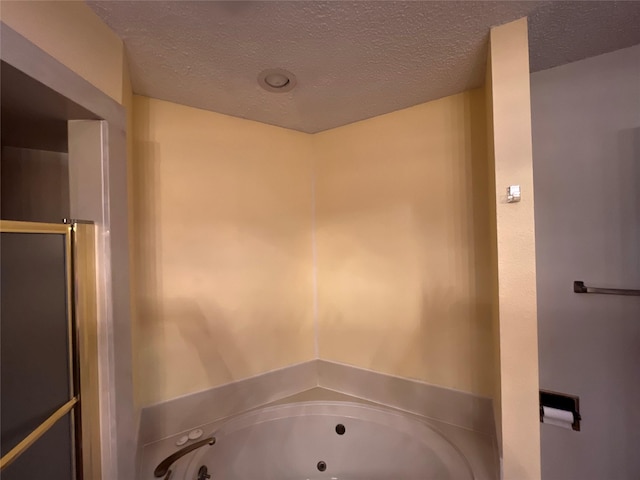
<box><xmin>87</xmin><ymin>1</ymin><xmax>640</xmax><ymax>133</ymax></box>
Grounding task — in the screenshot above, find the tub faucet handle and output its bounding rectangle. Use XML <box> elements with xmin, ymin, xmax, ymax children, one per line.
<box><xmin>153</xmin><ymin>437</ymin><xmax>215</xmax><ymax>477</ymax></box>
<box><xmin>198</xmin><ymin>465</ymin><xmax>211</xmax><ymax>480</ymax></box>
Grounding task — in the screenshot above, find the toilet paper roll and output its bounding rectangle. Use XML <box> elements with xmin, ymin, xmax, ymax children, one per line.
<box><xmin>542</xmin><ymin>406</ymin><xmax>574</xmax><ymax>429</ymax></box>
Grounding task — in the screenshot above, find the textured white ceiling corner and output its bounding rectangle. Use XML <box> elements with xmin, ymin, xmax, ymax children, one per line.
<box><xmin>528</xmin><ymin>2</ymin><xmax>640</xmax><ymax>72</ymax></box>
<box><xmin>87</xmin><ymin>1</ymin><xmax>640</xmax><ymax>133</ymax></box>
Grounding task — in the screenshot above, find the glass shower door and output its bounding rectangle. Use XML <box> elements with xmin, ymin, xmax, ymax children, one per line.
<box><xmin>0</xmin><ymin>221</ymin><xmax>80</xmax><ymax>480</ymax></box>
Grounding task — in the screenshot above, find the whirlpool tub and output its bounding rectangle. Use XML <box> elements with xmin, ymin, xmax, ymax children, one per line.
<box><xmin>156</xmin><ymin>401</ymin><xmax>483</xmax><ymax>480</ymax></box>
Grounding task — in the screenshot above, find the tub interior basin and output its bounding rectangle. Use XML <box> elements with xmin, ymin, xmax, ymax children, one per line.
<box><xmin>183</xmin><ymin>402</ymin><xmax>474</xmax><ymax>480</ymax></box>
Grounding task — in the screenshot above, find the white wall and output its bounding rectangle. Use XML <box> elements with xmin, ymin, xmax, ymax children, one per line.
<box><xmin>531</xmin><ymin>44</ymin><xmax>640</xmax><ymax>480</ymax></box>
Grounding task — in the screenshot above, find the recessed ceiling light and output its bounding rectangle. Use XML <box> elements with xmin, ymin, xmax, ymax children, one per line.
<box><xmin>258</xmin><ymin>68</ymin><xmax>296</xmax><ymax>93</ymax></box>
<box><xmin>265</xmin><ymin>73</ymin><xmax>289</xmax><ymax>88</ymax></box>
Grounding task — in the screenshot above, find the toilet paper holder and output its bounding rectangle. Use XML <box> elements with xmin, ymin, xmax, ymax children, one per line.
<box><xmin>540</xmin><ymin>389</ymin><xmax>581</xmax><ymax>431</ymax></box>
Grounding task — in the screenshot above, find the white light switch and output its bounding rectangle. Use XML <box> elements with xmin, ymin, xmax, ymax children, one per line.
<box><xmin>507</xmin><ymin>185</ymin><xmax>521</xmax><ymax>203</ymax></box>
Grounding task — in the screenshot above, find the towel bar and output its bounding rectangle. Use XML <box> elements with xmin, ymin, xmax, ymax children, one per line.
<box><xmin>574</xmin><ymin>281</ymin><xmax>640</xmax><ymax>297</ymax></box>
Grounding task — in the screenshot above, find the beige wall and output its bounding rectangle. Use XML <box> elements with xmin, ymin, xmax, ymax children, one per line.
<box><xmin>484</xmin><ymin>46</ymin><xmax>503</xmax><ymax>453</ymax></box>
<box><xmin>132</xmin><ymin>90</ymin><xmax>499</xmax><ymax>405</ymax></box>
<box><xmin>123</xmin><ymin>54</ymin><xmax>138</xmax><ymax>388</ymax></box>
<box><xmin>131</xmin><ymin>96</ymin><xmax>316</xmax><ymax>406</ymax></box>
<box><xmin>315</xmin><ymin>90</ymin><xmax>496</xmax><ymax>397</ymax></box>
<box><xmin>487</xmin><ymin>18</ymin><xmax>540</xmax><ymax>479</ymax></box>
<box><xmin>0</xmin><ymin>0</ymin><xmax>125</xmax><ymax>103</ymax></box>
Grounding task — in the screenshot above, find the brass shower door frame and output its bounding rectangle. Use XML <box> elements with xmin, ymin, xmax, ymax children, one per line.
<box><xmin>0</xmin><ymin>220</ymin><xmax>101</xmax><ymax>480</ymax></box>
<box><xmin>71</xmin><ymin>221</ymin><xmax>102</xmax><ymax>480</ymax></box>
